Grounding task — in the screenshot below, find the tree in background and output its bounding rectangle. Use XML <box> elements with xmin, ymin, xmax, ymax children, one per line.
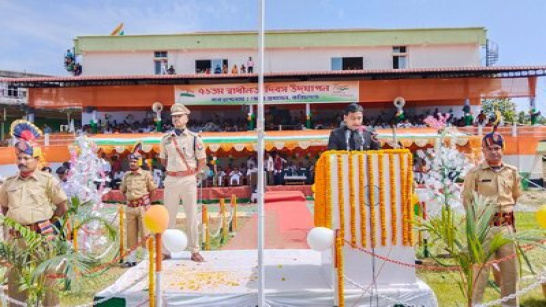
<box><xmin>517</xmin><ymin>110</ymin><xmax>528</xmax><ymax>125</ymax></box>
<box><xmin>481</xmin><ymin>96</ymin><xmax>516</xmax><ymax>124</ymax></box>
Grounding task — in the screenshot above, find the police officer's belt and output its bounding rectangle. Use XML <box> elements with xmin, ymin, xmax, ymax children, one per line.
<box><xmin>9</xmin><ymin>219</ymin><xmax>56</xmax><ymax>239</ymax></box>
<box><xmin>166</xmin><ymin>170</ymin><xmax>195</xmax><ymax>177</ymax></box>
<box><xmin>126</xmin><ymin>195</ymin><xmax>151</xmax><ymax>208</ymax></box>
<box><xmin>491</xmin><ymin>211</ymin><xmax>515</xmax><ymax>227</ymax></box>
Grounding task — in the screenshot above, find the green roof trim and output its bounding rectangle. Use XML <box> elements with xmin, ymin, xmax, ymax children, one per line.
<box><xmin>74</xmin><ymin>27</ymin><xmax>486</xmax><ymax>53</ymax></box>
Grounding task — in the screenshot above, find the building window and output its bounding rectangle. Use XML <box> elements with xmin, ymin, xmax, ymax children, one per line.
<box><xmin>331</xmin><ymin>57</ymin><xmax>363</xmax><ymax>71</ymax></box>
<box><xmin>154</xmin><ymin>51</ymin><xmax>168</xmax><ymax>75</ymax></box>
<box><xmin>154</xmin><ymin>51</ymin><xmax>168</xmax><ymax>58</ymax></box>
<box><xmin>195</xmin><ymin>59</ymin><xmax>228</xmax><ymax>74</ymax></box>
<box><xmin>393</xmin><ymin>46</ymin><xmax>408</xmax><ymax>69</ymax></box>
<box><xmin>7</xmin><ymin>86</ymin><xmax>19</xmax><ymax>98</ymax></box>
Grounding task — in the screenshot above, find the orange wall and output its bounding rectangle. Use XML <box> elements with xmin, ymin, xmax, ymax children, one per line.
<box><xmin>0</xmin><ymin>146</ymin><xmax>71</xmax><ymax>165</ymax></box>
<box><xmin>29</xmin><ymin>85</ymin><xmax>175</xmax><ymax>110</ymax></box>
<box><xmin>28</xmin><ymin>77</ymin><xmax>534</xmax><ymax>109</ymax></box>
<box><xmin>358</xmin><ymin>77</ymin><xmax>532</xmax><ymax>103</ymax></box>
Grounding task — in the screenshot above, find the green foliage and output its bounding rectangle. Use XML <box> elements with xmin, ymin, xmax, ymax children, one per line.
<box><xmin>0</xmin><ymin>213</ymin><xmax>118</xmax><ymax>305</ymax></box>
<box><xmin>417</xmin><ymin>193</ymin><xmax>546</xmax><ymax>307</ymax></box>
<box><xmin>518</xmin><ymin>111</ymin><xmax>528</xmax><ymax>125</ymax></box>
<box><xmin>482</xmin><ymin>97</ymin><xmax>517</xmax><ymax>124</ymax></box>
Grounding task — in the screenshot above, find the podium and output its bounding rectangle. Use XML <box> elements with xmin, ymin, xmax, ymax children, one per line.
<box><xmin>314</xmin><ymin>149</ymin><xmax>417</xmax><ymax>290</ymax></box>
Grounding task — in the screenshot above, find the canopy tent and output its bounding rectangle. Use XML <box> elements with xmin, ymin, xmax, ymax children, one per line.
<box><xmin>89</xmin><ymin>128</ymin><xmax>481</xmax><ymax>156</ymax></box>
<box><xmin>0</xmin><ymin>127</ymin><xmax>484</xmax><ymax>166</ymax></box>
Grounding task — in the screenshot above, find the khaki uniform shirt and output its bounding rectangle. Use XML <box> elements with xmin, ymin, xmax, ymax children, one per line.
<box><xmin>0</xmin><ymin>171</ymin><xmax>68</xmax><ymax>225</ymax></box>
<box><xmin>462</xmin><ymin>162</ymin><xmax>522</xmax><ymax>213</ymax></box>
<box><xmin>120</xmin><ymin>169</ymin><xmax>157</xmax><ymax>201</ymax></box>
<box><xmin>159</xmin><ymin>129</ymin><xmax>206</xmax><ymax>172</ymax></box>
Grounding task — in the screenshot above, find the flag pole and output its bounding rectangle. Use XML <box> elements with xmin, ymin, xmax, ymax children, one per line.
<box><xmin>257</xmin><ymin>0</ymin><xmax>266</xmax><ymax>306</ymax></box>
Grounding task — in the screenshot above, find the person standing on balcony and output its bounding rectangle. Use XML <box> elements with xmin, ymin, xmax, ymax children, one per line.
<box><xmin>247</xmin><ymin>57</ymin><xmax>254</xmax><ymax>73</ymax></box>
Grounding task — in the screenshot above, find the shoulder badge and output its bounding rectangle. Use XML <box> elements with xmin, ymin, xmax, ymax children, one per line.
<box><xmin>162</xmin><ymin>134</ymin><xmax>172</xmax><ymax>145</ymax></box>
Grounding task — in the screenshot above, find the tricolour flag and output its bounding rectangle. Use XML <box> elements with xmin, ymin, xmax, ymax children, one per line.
<box><xmin>110</xmin><ymin>22</ymin><xmax>125</xmax><ymax>36</ymax></box>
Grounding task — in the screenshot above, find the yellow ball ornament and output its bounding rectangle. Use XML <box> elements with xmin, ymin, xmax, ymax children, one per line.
<box><xmin>144</xmin><ymin>205</ymin><xmax>170</xmax><ymax>233</ymax></box>
<box><xmin>536</xmin><ymin>205</ymin><xmax>546</xmax><ymax>229</ymax></box>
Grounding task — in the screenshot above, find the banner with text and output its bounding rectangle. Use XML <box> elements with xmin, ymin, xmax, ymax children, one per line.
<box><xmin>175</xmin><ymin>81</ymin><xmax>358</xmax><ymax>105</ymax></box>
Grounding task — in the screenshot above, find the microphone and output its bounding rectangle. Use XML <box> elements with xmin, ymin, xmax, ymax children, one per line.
<box><xmin>345</xmin><ymin>129</ymin><xmax>351</xmax><ymax>151</ymax></box>
<box><xmin>356</xmin><ymin>126</ymin><xmax>366</xmax><ymax>150</ymax></box>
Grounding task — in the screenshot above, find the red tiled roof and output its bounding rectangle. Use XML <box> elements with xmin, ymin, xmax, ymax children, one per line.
<box><xmin>2</xmin><ymin>66</ymin><xmax>546</xmax><ymax>83</ymax></box>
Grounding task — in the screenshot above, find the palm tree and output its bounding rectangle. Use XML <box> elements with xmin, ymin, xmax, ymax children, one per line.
<box><xmin>418</xmin><ymin>192</ymin><xmax>546</xmax><ymax>307</ymax></box>
<box><xmin>0</xmin><ymin>213</ymin><xmax>117</xmax><ymax>306</ymax></box>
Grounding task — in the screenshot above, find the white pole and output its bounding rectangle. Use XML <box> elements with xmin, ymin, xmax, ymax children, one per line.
<box><xmin>257</xmin><ymin>0</ymin><xmax>266</xmax><ymax>306</ymax></box>
<box><xmin>155</xmin><ymin>272</ymin><xmax>162</xmax><ymax>307</ymax></box>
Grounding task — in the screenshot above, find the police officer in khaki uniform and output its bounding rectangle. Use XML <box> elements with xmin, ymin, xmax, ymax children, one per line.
<box><xmin>120</xmin><ymin>143</ymin><xmax>157</xmax><ymax>267</ymax></box>
<box><xmin>462</xmin><ymin>131</ymin><xmax>522</xmax><ymax>307</ymax></box>
<box><xmin>160</xmin><ymin>104</ymin><xmax>206</xmax><ymax>262</ymax></box>
<box><xmin>0</xmin><ymin>120</ymin><xmax>68</xmax><ymax>307</ymax></box>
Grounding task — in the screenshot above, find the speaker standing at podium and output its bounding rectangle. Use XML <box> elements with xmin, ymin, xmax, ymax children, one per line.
<box><xmin>327</xmin><ymin>103</ymin><xmax>380</xmax><ymax>151</ymax></box>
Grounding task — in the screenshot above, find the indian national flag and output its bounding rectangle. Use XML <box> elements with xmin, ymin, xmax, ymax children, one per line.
<box><xmin>110</xmin><ymin>22</ymin><xmax>125</xmax><ymax>36</ymax></box>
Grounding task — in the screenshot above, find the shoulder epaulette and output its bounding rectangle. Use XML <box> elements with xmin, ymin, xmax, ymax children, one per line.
<box><xmin>187</xmin><ymin>130</ymin><xmax>199</xmax><ymax>137</ymax></box>
<box><xmin>504</xmin><ymin>164</ymin><xmax>518</xmax><ymax>171</ymax></box>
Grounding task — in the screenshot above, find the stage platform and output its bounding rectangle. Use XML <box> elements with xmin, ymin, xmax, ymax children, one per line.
<box><xmin>95</xmin><ymin>249</ymin><xmax>437</xmax><ymax>307</ymax></box>
<box><xmin>103</xmin><ymin>185</ymin><xmax>313</xmax><ymax>203</ymax></box>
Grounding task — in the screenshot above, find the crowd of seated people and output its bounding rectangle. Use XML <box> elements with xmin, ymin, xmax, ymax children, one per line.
<box><xmin>75</xmin><ymin>115</ymin><xmax>252</xmax><ymax>134</ymax></box>
<box><xmin>64</xmin><ymin>107</ymin><xmax>513</xmax><ymax>136</ymax></box>
<box><xmin>94</xmin><ymin>151</ymin><xmax>316</xmax><ymax>191</ymax></box>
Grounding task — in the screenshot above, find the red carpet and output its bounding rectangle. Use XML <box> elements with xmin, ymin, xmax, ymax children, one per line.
<box><xmin>222</xmin><ymin>191</ymin><xmax>313</xmax><ymax>250</ymax></box>
<box><xmin>103</xmin><ymin>185</ymin><xmax>313</xmax><ymax>203</ymax></box>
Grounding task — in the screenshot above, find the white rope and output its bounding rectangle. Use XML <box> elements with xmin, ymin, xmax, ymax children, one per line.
<box><xmin>0</xmin><ymin>292</ymin><xmax>27</xmax><ymax>307</ymax></box>
<box><xmin>475</xmin><ymin>271</ymin><xmax>546</xmax><ymax>307</ymax></box>
<box><xmin>205</xmin><ymin>207</ymin><xmax>236</xmax><ymax>239</ymax></box>
<box><xmin>343</xmin><ymin>275</ymin><xmax>432</xmax><ymax>306</ymax></box>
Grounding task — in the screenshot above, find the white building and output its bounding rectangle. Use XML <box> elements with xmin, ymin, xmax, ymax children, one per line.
<box><xmin>75</xmin><ymin>27</ymin><xmax>486</xmax><ymax>76</ymax></box>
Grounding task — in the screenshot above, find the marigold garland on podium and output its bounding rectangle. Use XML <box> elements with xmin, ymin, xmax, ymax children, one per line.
<box><xmin>314</xmin><ymin>149</ymin><xmax>435</xmax><ymax>306</ymax></box>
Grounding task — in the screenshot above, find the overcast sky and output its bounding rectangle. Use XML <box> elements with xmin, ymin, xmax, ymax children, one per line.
<box><xmin>1</xmin><ymin>0</ymin><xmax>545</xmax><ymax>110</ymax></box>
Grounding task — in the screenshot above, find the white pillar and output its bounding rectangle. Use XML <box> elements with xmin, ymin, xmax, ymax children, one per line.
<box><xmin>92</xmin><ymin>110</ymin><xmax>98</xmax><ymax>123</ymax></box>
<box><xmin>27</xmin><ymin>112</ymin><xmax>35</xmax><ymax>123</ymax></box>
<box><xmin>512</xmin><ymin>121</ymin><xmax>517</xmax><ymax>137</ymax></box>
